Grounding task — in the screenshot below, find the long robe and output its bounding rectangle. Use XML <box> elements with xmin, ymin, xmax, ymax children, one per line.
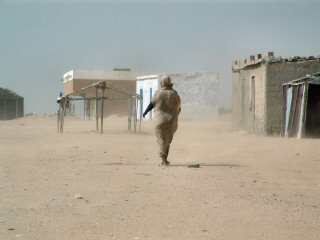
<box><xmin>152</xmin><ymin>86</ymin><xmax>181</xmax><ymax>159</ymax></box>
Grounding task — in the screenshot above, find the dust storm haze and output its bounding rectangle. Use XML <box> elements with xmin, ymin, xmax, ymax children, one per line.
<box><xmin>1</xmin><ymin>1</ymin><xmax>320</xmax><ymax>240</ymax></box>
<box><xmin>0</xmin><ymin>0</ymin><xmax>319</xmax><ymax>114</ymax></box>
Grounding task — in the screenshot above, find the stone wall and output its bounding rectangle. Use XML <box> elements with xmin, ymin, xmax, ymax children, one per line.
<box><xmin>266</xmin><ymin>59</ymin><xmax>320</xmax><ymax>134</ymax></box>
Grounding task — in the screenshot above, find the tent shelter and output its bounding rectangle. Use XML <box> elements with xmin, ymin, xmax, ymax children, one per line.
<box><xmin>63</xmin><ymin>69</ymin><xmax>139</xmax><ymax>118</ymax></box>
<box><xmin>57</xmin><ymin>80</ymin><xmax>142</xmax><ymax>134</ymax></box>
<box><xmin>282</xmin><ymin>72</ymin><xmax>320</xmax><ymax>138</ymax></box>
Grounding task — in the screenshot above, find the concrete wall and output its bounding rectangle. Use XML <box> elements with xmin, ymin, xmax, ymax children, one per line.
<box><xmin>266</xmin><ymin>60</ymin><xmax>320</xmax><ymax>134</ymax></box>
<box><xmin>165</xmin><ymin>71</ymin><xmax>219</xmax><ymax>120</ymax></box>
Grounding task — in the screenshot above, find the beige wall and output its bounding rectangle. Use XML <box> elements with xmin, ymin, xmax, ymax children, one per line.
<box><xmin>252</xmin><ymin>65</ymin><xmax>266</xmax><ymax>134</ymax></box>
<box><xmin>233</xmin><ymin>58</ymin><xmax>320</xmax><ymax>135</ymax></box>
<box><xmin>63</xmin><ymin>81</ymin><xmax>74</xmax><ymax>96</ymax></box>
<box><xmin>64</xmin><ymin>79</ymin><xmax>137</xmax><ymax>117</ymax></box>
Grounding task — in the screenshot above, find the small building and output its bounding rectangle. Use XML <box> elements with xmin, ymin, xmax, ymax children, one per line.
<box><xmin>136</xmin><ymin>75</ymin><xmax>159</xmax><ymax>120</ymax></box>
<box><xmin>232</xmin><ymin>52</ymin><xmax>320</xmax><ymax>135</ymax></box>
<box><xmin>0</xmin><ymin>88</ymin><xmax>24</xmax><ymax>120</ymax></box>
<box><xmin>282</xmin><ymin>72</ymin><xmax>320</xmax><ymax>138</ymax></box>
<box><xmin>63</xmin><ymin>69</ymin><xmax>140</xmax><ymax>118</ymax></box>
<box><xmin>136</xmin><ymin>71</ymin><xmax>219</xmax><ymax>120</ymax></box>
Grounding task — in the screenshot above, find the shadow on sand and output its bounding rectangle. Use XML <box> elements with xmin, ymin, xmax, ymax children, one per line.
<box><xmin>102</xmin><ymin>162</ymin><xmax>244</xmax><ymax>168</ymax></box>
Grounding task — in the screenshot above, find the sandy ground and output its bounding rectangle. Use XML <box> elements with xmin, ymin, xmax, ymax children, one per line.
<box><xmin>0</xmin><ymin>115</ymin><xmax>319</xmax><ymax>240</ymax></box>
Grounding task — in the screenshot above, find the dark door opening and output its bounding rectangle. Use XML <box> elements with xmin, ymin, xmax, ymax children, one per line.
<box><xmin>305</xmin><ymin>84</ymin><xmax>320</xmax><ymax>137</ymax></box>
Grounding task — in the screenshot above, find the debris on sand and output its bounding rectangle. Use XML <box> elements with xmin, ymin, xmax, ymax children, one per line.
<box><xmin>75</xmin><ymin>194</ymin><xmax>83</xmax><ymax>199</ymax></box>
<box><xmin>136</xmin><ymin>173</ymin><xmax>151</xmax><ymax>176</ymax></box>
<box><xmin>188</xmin><ymin>164</ymin><xmax>200</xmax><ymax>168</ymax></box>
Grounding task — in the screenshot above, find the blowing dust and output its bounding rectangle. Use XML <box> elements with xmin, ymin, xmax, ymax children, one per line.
<box><xmin>0</xmin><ymin>115</ymin><xmax>319</xmax><ymax>240</ymax></box>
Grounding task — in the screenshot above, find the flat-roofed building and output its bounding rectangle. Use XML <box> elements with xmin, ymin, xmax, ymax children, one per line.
<box><xmin>232</xmin><ymin>52</ymin><xmax>320</xmax><ymax>135</ymax></box>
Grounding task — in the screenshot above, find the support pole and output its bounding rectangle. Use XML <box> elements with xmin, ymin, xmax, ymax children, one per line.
<box><xmin>139</xmin><ymin>98</ymin><xmax>142</xmax><ymax>132</ymax></box>
<box><xmin>83</xmin><ymin>99</ymin><xmax>86</xmax><ymax>118</ymax></box>
<box><xmin>131</xmin><ymin>98</ymin><xmax>135</xmax><ymax>132</ymax></box>
<box><xmin>57</xmin><ymin>108</ymin><xmax>60</xmax><ymax>132</ymax></box>
<box><xmin>100</xmin><ymin>87</ymin><xmax>105</xmax><ymax>134</ymax></box>
<box><xmin>16</xmin><ymin>99</ymin><xmax>18</xmax><ymax>119</ymax></box>
<box><xmin>59</xmin><ymin>104</ymin><xmax>62</xmax><ymax>133</ymax></box>
<box><xmin>128</xmin><ymin>98</ymin><xmax>132</xmax><ymax>131</ymax></box>
<box><xmin>59</xmin><ymin>104</ymin><xmax>63</xmax><ymax>133</ymax></box>
<box><xmin>96</xmin><ymin>87</ymin><xmax>98</xmax><ymax>132</ymax></box>
<box><xmin>134</xmin><ymin>97</ymin><xmax>138</xmax><ymax>133</ymax></box>
<box><xmin>60</xmin><ymin>100</ymin><xmax>66</xmax><ymax>133</ymax></box>
<box><xmin>60</xmin><ymin>105</ymin><xmax>63</xmax><ymax>133</ymax></box>
<box><xmin>88</xmin><ymin>99</ymin><xmax>91</xmax><ymax>119</ymax></box>
<box><xmin>57</xmin><ymin>80</ymin><xmax>143</xmax><ymax>134</ymax></box>
<box><xmin>4</xmin><ymin>99</ymin><xmax>6</xmax><ymax>120</ymax></box>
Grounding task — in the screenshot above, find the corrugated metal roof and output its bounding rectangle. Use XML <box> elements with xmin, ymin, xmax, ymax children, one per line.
<box><xmin>0</xmin><ymin>88</ymin><xmax>23</xmax><ymax>99</ymax></box>
<box><xmin>283</xmin><ymin>72</ymin><xmax>320</xmax><ymax>86</ymax></box>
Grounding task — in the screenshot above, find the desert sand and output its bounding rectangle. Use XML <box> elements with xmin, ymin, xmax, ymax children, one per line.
<box><xmin>0</xmin><ymin>115</ymin><xmax>319</xmax><ymax>240</ymax></box>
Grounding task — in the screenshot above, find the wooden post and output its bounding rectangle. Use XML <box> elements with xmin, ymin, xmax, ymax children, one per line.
<box><xmin>134</xmin><ymin>98</ymin><xmax>138</xmax><ymax>133</ymax></box>
<box><xmin>4</xmin><ymin>99</ymin><xmax>6</xmax><ymax>120</ymax></box>
<box><xmin>96</xmin><ymin>87</ymin><xmax>98</xmax><ymax>132</ymax></box>
<box><xmin>139</xmin><ymin>98</ymin><xmax>142</xmax><ymax>132</ymax></box>
<box><xmin>57</xmin><ymin>108</ymin><xmax>60</xmax><ymax>132</ymax></box>
<box><xmin>128</xmin><ymin>98</ymin><xmax>132</xmax><ymax>131</ymax></box>
<box><xmin>60</xmin><ymin>103</ymin><xmax>63</xmax><ymax>133</ymax></box>
<box><xmin>88</xmin><ymin>99</ymin><xmax>90</xmax><ymax>119</ymax></box>
<box><xmin>83</xmin><ymin>99</ymin><xmax>86</xmax><ymax>118</ymax></box>
<box><xmin>58</xmin><ymin>104</ymin><xmax>62</xmax><ymax>133</ymax></box>
<box><xmin>60</xmin><ymin>100</ymin><xmax>66</xmax><ymax>133</ymax></box>
<box><xmin>100</xmin><ymin>87</ymin><xmax>105</xmax><ymax>134</ymax></box>
<box><xmin>16</xmin><ymin>99</ymin><xmax>18</xmax><ymax>119</ymax></box>
<box><xmin>59</xmin><ymin>104</ymin><xmax>63</xmax><ymax>133</ymax></box>
<box><xmin>60</xmin><ymin>105</ymin><xmax>63</xmax><ymax>133</ymax></box>
<box><xmin>131</xmin><ymin>98</ymin><xmax>135</xmax><ymax>132</ymax></box>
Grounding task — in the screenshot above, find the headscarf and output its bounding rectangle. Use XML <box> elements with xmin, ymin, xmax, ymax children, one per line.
<box><xmin>160</xmin><ymin>75</ymin><xmax>173</xmax><ymax>89</ymax></box>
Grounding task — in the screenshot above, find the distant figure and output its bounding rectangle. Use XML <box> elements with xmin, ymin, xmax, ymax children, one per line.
<box><xmin>56</xmin><ymin>92</ymin><xmax>63</xmax><ymax>103</ymax></box>
<box><xmin>143</xmin><ymin>76</ymin><xmax>181</xmax><ymax>166</ymax></box>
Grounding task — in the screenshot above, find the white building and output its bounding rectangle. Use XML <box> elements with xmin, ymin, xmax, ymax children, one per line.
<box><xmin>136</xmin><ymin>71</ymin><xmax>219</xmax><ymax>120</ymax></box>
<box><xmin>136</xmin><ymin>75</ymin><xmax>159</xmax><ymax>120</ymax></box>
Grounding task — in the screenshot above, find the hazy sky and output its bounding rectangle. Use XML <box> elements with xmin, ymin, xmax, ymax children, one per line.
<box><xmin>0</xmin><ymin>0</ymin><xmax>319</xmax><ymax>114</ymax></box>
